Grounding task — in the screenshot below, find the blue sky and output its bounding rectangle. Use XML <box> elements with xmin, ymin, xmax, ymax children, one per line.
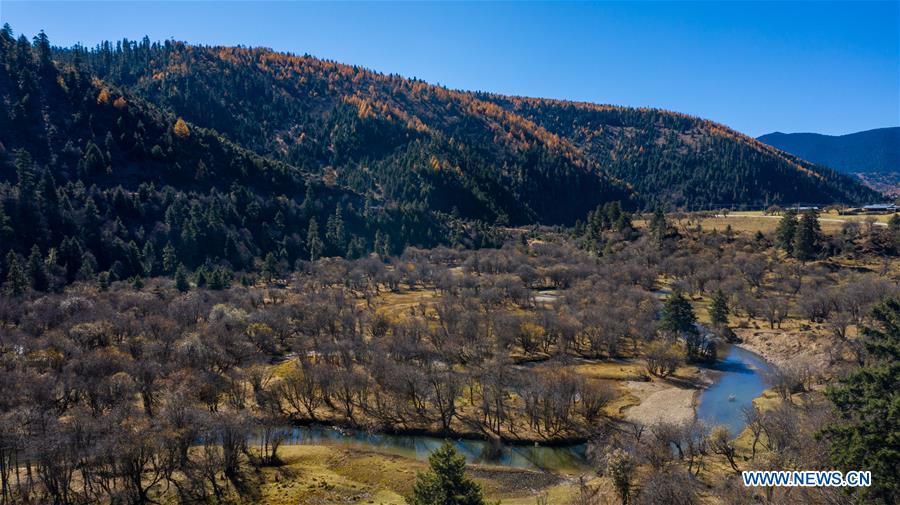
<box><xmin>1</xmin><ymin>1</ymin><xmax>897</xmax><ymax>137</ymax></box>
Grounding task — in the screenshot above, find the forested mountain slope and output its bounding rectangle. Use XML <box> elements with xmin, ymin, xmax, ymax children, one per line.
<box><xmin>59</xmin><ymin>37</ymin><xmax>877</xmax><ymax>213</ymax></box>
<box><xmin>483</xmin><ymin>96</ymin><xmax>879</xmax><ymax>207</ymax></box>
<box><xmin>60</xmin><ymin>39</ymin><xmax>632</xmax><ymax>225</ymax></box>
<box><xmin>0</xmin><ymin>28</ymin><xmax>883</xmax><ymax>293</ymax></box>
<box><xmin>0</xmin><ymin>28</ymin><xmax>465</xmax><ymax>291</ymax></box>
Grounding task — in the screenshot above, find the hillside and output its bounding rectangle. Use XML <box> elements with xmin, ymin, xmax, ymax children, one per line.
<box><xmin>483</xmin><ymin>96</ymin><xmax>879</xmax><ymax>207</ymax></box>
<box><xmin>58</xmin><ymin>40</ymin><xmax>632</xmax><ymax>225</ymax></box>
<box><xmin>0</xmin><ymin>28</ymin><xmax>883</xmax><ymax>292</ymax></box>
<box><xmin>0</xmin><ymin>28</ymin><xmax>473</xmax><ymax>289</ymax></box>
<box><xmin>758</xmin><ymin>128</ymin><xmax>900</xmax><ymax>196</ymax></box>
<box><xmin>59</xmin><ymin>38</ymin><xmax>877</xmax><ymax>212</ymax></box>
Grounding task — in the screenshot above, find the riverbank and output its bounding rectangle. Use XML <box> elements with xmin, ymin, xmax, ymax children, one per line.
<box><xmin>240</xmin><ymin>445</ymin><xmax>581</xmax><ymax>505</ymax></box>
<box><xmin>623</xmin><ymin>378</ymin><xmax>704</xmax><ymax>426</ymax></box>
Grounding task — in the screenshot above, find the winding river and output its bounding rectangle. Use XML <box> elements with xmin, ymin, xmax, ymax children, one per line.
<box><xmin>265</xmin><ymin>345</ymin><xmax>773</xmax><ymax>471</ymax></box>
<box><xmin>696</xmin><ymin>345</ymin><xmax>773</xmax><ymax>436</ymax></box>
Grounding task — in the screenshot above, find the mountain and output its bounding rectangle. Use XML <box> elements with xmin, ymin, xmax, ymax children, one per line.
<box><xmin>483</xmin><ymin>96</ymin><xmax>878</xmax><ymax>207</ymax></box>
<box><xmin>0</xmin><ymin>28</ymin><xmax>474</xmax><ymax>288</ymax></box>
<box><xmin>57</xmin><ymin>38</ymin><xmax>877</xmax><ymax>212</ymax></box>
<box><xmin>758</xmin><ymin>128</ymin><xmax>900</xmax><ymax>196</ymax></box>
<box><xmin>0</xmin><ymin>28</ymin><xmax>882</xmax><ymax>291</ymax></box>
<box><xmin>758</xmin><ymin>128</ymin><xmax>900</xmax><ymax>175</ymax></box>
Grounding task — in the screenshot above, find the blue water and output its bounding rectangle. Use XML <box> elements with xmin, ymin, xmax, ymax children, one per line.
<box><xmin>695</xmin><ymin>345</ymin><xmax>772</xmax><ymax>436</ymax></box>
<box><xmin>257</xmin><ymin>346</ymin><xmax>770</xmax><ymax>471</ymax></box>
<box><xmin>258</xmin><ymin>425</ymin><xmax>588</xmax><ymax>472</ymax></box>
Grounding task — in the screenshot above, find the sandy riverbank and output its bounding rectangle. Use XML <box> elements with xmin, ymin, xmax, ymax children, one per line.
<box><xmin>622</xmin><ymin>378</ymin><xmax>704</xmax><ymax>426</ymax></box>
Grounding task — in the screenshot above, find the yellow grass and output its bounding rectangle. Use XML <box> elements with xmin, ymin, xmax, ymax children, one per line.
<box><xmin>245</xmin><ymin>445</ymin><xmax>579</xmax><ymax>505</ymax></box>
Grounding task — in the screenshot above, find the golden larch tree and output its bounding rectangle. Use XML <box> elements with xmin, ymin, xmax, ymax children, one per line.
<box><xmin>173</xmin><ymin>118</ymin><xmax>190</xmax><ymax>138</ymax></box>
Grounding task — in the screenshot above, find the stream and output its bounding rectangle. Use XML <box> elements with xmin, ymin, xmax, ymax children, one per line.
<box><xmin>263</xmin><ymin>345</ymin><xmax>772</xmax><ymax>471</ymax></box>
<box><xmin>696</xmin><ymin>345</ymin><xmax>773</xmax><ymax>436</ymax></box>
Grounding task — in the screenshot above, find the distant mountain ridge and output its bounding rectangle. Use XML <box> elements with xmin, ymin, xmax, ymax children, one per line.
<box><xmin>758</xmin><ymin>128</ymin><xmax>899</xmax><ymax>197</ymax></box>
<box><xmin>758</xmin><ymin>128</ymin><xmax>899</xmax><ymax>175</ymax></box>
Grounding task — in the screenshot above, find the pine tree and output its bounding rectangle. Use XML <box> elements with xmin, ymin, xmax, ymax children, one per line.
<box><xmin>325</xmin><ymin>205</ymin><xmax>346</xmax><ymax>252</ymax></box>
<box><xmin>407</xmin><ymin>442</ymin><xmax>486</xmax><ymax>505</ymax></box>
<box><xmin>821</xmin><ymin>298</ymin><xmax>900</xmax><ymax>504</ymax></box>
<box><xmin>14</xmin><ymin>148</ymin><xmax>37</xmax><ymax>198</ymax></box>
<box><xmin>306</xmin><ymin>218</ymin><xmax>324</xmax><ymax>261</ymax></box>
<box><xmin>774</xmin><ymin>209</ymin><xmax>798</xmax><ymax>254</ymax></box>
<box><xmin>162</xmin><ymin>242</ymin><xmax>178</xmax><ymax>274</ymax></box>
<box><xmin>141</xmin><ymin>241</ymin><xmax>156</xmax><ymax>276</ymax></box>
<box><xmin>78</xmin><ymin>251</ymin><xmax>97</xmax><ymax>280</ymax></box>
<box><xmin>26</xmin><ymin>245</ymin><xmax>48</xmax><ymax>292</ymax></box>
<box><xmin>649</xmin><ymin>208</ymin><xmax>668</xmax><ymax>241</ymax></box>
<box><xmin>709</xmin><ymin>289</ymin><xmax>729</xmax><ymax>328</ymax></box>
<box><xmin>374</xmin><ymin>230</ymin><xmax>385</xmax><ymax>257</ymax></box>
<box><xmin>174</xmin><ymin>264</ymin><xmax>190</xmax><ymax>293</ymax></box>
<box><xmin>4</xmin><ymin>252</ymin><xmax>28</xmax><ymax>296</ymax></box>
<box><xmin>793</xmin><ymin>209</ymin><xmax>821</xmax><ymax>261</ymax></box>
<box><xmin>660</xmin><ymin>290</ymin><xmax>698</xmax><ymax>336</ymax></box>
<box><xmin>262</xmin><ymin>252</ymin><xmax>279</xmax><ymax>282</ymax></box>
<box><xmin>0</xmin><ymin>202</ymin><xmax>11</xmax><ymax>242</ymax></box>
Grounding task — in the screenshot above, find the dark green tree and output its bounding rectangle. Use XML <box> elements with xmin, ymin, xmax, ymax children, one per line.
<box><xmin>0</xmin><ymin>203</ymin><xmax>11</xmax><ymax>243</ymax></box>
<box><xmin>774</xmin><ymin>209</ymin><xmax>798</xmax><ymax>254</ymax></box>
<box><xmin>649</xmin><ymin>208</ymin><xmax>668</xmax><ymax>241</ymax></box>
<box><xmin>4</xmin><ymin>252</ymin><xmax>28</xmax><ymax>296</ymax></box>
<box><xmin>709</xmin><ymin>289</ymin><xmax>729</xmax><ymax>328</ymax></box>
<box><xmin>660</xmin><ymin>290</ymin><xmax>698</xmax><ymax>337</ymax></box>
<box><xmin>407</xmin><ymin>442</ymin><xmax>486</xmax><ymax>505</ymax></box>
<box><xmin>262</xmin><ymin>252</ymin><xmax>279</xmax><ymax>282</ymax></box>
<box><xmin>792</xmin><ymin>209</ymin><xmax>822</xmax><ymax>261</ymax></box>
<box><xmin>306</xmin><ymin>218</ymin><xmax>324</xmax><ymax>261</ymax></box>
<box><xmin>26</xmin><ymin>245</ymin><xmax>48</xmax><ymax>292</ymax></box>
<box><xmin>174</xmin><ymin>264</ymin><xmax>190</xmax><ymax>293</ymax></box>
<box><xmin>325</xmin><ymin>205</ymin><xmax>346</xmax><ymax>253</ymax></box>
<box><xmin>162</xmin><ymin>242</ymin><xmax>178</xmax><ymax>274</ymax></box>
<box><xmin>820</xmin><ymin>298</ymin><xmax>900</xmax><ymax>504</ymax></box>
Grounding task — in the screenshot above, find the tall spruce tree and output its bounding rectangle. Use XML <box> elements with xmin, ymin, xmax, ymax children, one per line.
<box><xmin>174</xmin><ymin>264</ymin><xmax>190</xmax><ymax>293</ymax></box>
<box><xmin>307</xmin><ymin>218</ymin><xmax>324</xmax><ymax>261</ymax></box>
<box><xmin>709</xmin><ymin>289</ymin><xmax>729</xmax><ymax>328</ymax></box>
<box><xmin>793</xmin><ymin>209</ymin><xmax>822</xmax><ymax>261</ymax></box>
<box><xmin>821</xmin><ymin>298</ymin><xmax>900</xmax><ymax>504</ymax></box>
<box><xmin>660</xmin><ymin>290</ymin><xmax>698</xmax><ymax>336</ymax></box>
<box><xmin>26</xmin><ymin>245</ymin><xmax>48</xmax><ymax>291</ymax></box>
<box><xmin>4</xmin><ymin>252</ymin><xmax>28</xmax><ymax>296</ymax></box>
<box><xmin>774</xmin><ymin>209</ymin><xmax>798</xmax><ymax>254</ymax></box>
<box><xmin>407</xmin><ymin>443</ymin><xmax>486</xmax><ymax>505</ymax></box>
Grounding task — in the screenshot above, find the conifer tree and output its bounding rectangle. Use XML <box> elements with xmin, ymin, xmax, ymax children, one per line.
<box><xmin>774</xmin><ymin>209</ymin><xmax>798</xmax><ymax>254</ymax></box>
<box><xmin>306</xmin><ymin>218</ymin><xmax>324</xmax><ymax>261</ymax></box>
<box><xmin>262</xmin><ymin>252</ymin><xmax>279</xmax><ymax>282</ymax></box>
<box><xmin>4</xmin><ymin>252</ymin><xmax>28</xmax><ymax>296</ymax></box>
<box><xmin>709</xmin><ymin>289</ymin><xmax>729</xmax><ymax>328</ymax></box>
<box><xmin>326</xmin><ymin>205</ymin><xmax>346</xmax><ymax>252</ymax></box>
<box><xmin>162</xmin><ymin>242</ymin><xmax>177</xmax><ymax>274</ymax></box>
<box><xmin>174</xmin><ymin>264</ymin><xmax>190</xmax><ymax>293</ymax></box>
<box><xmin>649</xmin><ymin>208</ymin><xmax>668</xmax><ymax>241</ymax></box>
<box><xmin>821</xmin><ymin>298</ymin><xmax>900</xmax><ymax>504</ymax></box>
<box><xmin>660</xmin><ymin>290</ymin><xmax>698</xmax><ymax>337</ymax></box>
<box><xmin>793</xmin><ymin>209</ymin><xmax>821</xmax><ymax>261</ymax></box>
<box><xmin>407</xmin><ymin>443</ymin><xmax>486</xmax><ymax>505</ymax></box>
<box><xmin>26</xmin><ymin>245</ymin><xmax>48</xmax><ymax>291</ymax></box>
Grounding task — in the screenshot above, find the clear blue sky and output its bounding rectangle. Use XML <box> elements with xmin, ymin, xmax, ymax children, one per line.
<box><xmin>2</xmin><ymin>1</ymin><xmax>898</xmax><ymax>137</ymax></box>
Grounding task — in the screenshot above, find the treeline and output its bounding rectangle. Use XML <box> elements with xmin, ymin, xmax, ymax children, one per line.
<box><xmin>483</xmin><ymin>96</ymin><xmax>881</xmax><ymax>209</ymax></box>
<box><xmin>0</xmin><ymin>26</ymin><xmax>501</xmax><ymax>293</ymax></box>
<box><xmin>44</xmin><ymin>29</ymin><xmax>879</xmax><ymax>220</ymax></box>
<box><xmin>53</xmin><ymin>36</ymin><xmax>633</xmax><ymax>225</ymax></box>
